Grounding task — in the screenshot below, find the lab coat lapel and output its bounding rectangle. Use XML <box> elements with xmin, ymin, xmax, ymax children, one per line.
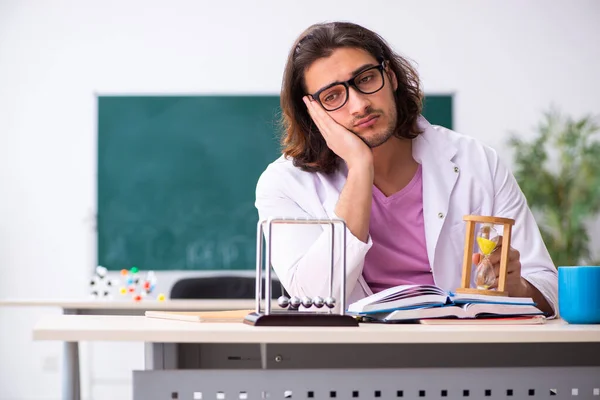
<box><xmin>413</xmin><ymin>117</ymin><xmax>458</xmax><ymax>272</ymax></box>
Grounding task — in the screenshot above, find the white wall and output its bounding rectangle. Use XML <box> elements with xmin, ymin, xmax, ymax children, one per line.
<box><xmin>1</xmin><ymin>0</ymin><xmax>599</xmax><ymax>398</ymax></box>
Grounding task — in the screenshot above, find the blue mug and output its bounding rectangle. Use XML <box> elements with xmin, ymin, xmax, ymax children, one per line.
<box><xmin>558</xmin><ymin>266</ymin><xmax>600</xmax><ymax>324</ymax></box>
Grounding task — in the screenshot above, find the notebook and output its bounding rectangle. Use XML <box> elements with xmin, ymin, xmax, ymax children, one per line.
<box><xmin>347</xmin><ymin>284</ymin><xmax>543</xmax><ymax>322</ymax></box>
<box><xmin>145</xmin><ymin>309</ymin><xmax>253</xmax><ymax>323</ymax></box>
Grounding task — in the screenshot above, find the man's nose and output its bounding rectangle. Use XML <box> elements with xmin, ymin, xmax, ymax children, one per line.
<box><xmin>346</xmin><ymin>87</ymin><xmax>371</xmax><ymax>116</ymax></box>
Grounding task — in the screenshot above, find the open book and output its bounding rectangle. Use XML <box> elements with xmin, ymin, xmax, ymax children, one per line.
<box><xmin>347</xmin><ymin>284</ymin><xmax>543</xmax><ymax>322</ymax></box>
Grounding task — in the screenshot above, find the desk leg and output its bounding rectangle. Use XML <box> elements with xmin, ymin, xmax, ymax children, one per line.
<box><xmin>62</xmin><ymin>341</ymin><xmax>80</xmax><ymax>400</ymax></box>
<box><xmin>62</xmin><ymin>308</ymin><xmax>81</xmax><ymax>400</ymax></box>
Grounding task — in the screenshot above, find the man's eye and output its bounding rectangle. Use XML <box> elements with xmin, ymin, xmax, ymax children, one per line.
<box><xmin>323</xmin><ymin>93</ymin><xmax>338</xmax><ymax>103</ymax></box>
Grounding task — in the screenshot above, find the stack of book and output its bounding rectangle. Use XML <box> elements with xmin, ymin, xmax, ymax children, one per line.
<box><xmin>347</xmin><ymin>284</ymin><xmax>545</xmax><ymax>324</ymax></box>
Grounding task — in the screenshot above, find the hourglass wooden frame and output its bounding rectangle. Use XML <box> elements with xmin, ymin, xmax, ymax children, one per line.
<box><xmin>455</xmin><ymin>215</ymin><xmax>515</xmax><ymax>297</ymax></box>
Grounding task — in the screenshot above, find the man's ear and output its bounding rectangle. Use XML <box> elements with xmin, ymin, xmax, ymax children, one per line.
<box><xmin>385</xmin><ymin>61</ymin><xmax>398</xmax><ymax>91</ymax></box>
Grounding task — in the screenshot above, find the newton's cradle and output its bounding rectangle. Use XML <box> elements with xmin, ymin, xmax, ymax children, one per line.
<box><xmin>244</xmin><ymin>217</ymin><xmax>358</xmax><ymax>326</ymax></box>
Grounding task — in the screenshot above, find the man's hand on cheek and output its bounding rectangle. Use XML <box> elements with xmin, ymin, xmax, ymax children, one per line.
<box><xmin>303</xmin><ymin>96</ymin><xmax>373</xmax><ymax>170</ymax></box>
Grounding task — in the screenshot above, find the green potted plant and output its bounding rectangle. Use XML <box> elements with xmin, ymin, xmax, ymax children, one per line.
<box><xmin>507</xmin><ymin>108</ymin><xmax>600</xmax><ymax>267</ymax></box>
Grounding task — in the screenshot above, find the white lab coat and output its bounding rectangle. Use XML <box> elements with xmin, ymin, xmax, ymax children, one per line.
<box><xmin>255</xmin><ymin>116</ymin><xmax>558</xmax><ymax>315</ymax></box>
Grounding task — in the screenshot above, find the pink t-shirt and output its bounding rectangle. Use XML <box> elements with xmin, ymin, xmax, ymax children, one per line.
<box><xmin>362</xmin><ymin>164</ymin><xmax>434</xmax><ymax>293</ymax></box>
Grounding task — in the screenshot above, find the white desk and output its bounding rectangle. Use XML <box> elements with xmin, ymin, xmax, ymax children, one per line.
<box><xmin>0</xmin><ymin>298</ymin><xmax>256</xmax><ymax>313</ymax></box>
<box><xmin>1</xmin><ymin>298</ymin><xmax>256</xmax><ymax>400</ymax></box>
<box><xmin>33</xmin><ymin>315</ymin><xmax>600</xmax><ymax>400</ymax></box>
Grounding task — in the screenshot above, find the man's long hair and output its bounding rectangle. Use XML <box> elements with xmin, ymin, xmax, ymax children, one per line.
<box><xmin>280</xmin><ymin>21</ymin><xmax>424</xmax><ymax>174</ymax></box>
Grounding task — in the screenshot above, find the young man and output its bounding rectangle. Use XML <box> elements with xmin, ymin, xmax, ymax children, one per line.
<box><xmin>255</xmin><ymin>21</ymin><xmax>557</xmax><ymax>315</ymax></box>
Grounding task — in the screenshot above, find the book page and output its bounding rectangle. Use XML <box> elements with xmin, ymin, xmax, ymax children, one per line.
<box><xmin>382</xmin><ymin>305</ymin><xmax>464</xmax><ymax>322</ymax></box>
<box><xmin>347</xmin><ymin>284</ymin><xmax>446</xmax><ymax>311</ymax></box>
<box><xmin>464</xmin><ymin>303</ymin><xmax>543</xmax><ymax>318</ymax></box>
<box><xmin>451</xmin><ymin>292</ymin><xmax>534</xmax><ymax>305</ymax></box>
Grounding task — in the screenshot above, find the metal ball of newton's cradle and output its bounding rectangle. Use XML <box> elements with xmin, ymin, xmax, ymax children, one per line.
<box><xmin>301</xmin><ymin>296</ymin><xmax>313</xmax><ymax>308</ymax></box>
<box><xmin>277</xmin><ymin>295</ymin><xmax>334</xmax><ymax>309</ymax></box>
<box><xmin>277</xmin><ymin>295</ymin><xmax>290</xmax><ymax>309</ymax></box>
<box><xmin>312</xmin><ymin>296</ymin><xmax>325</xmax><ymax>308</ymax></box>
<box><xmin>324</xmin><ymin>297</ymin><xmax>336</xmax><ymax>309</ymax></box>
<box><xmin>289</xmin><ymin>296</ymin><xmax>302</xmax><ymax>309</ymax></box>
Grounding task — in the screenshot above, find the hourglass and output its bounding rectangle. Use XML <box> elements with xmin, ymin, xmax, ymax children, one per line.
<box><xmin>455</xmin><ymin>215</ymin><xmax>515</xmax><ymax>297</ymax></box>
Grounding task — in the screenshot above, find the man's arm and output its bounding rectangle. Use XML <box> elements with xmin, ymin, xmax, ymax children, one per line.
<box><xmin>486</xmin><ymin>147</ymin><xmax>558</xmax><ymax>316</ymax></box>
<box><xmin>473</xmin><ymin>237</ymin><xmax>555</xmax><ymax>315</ymax></box>
<box><xmin>334</xmin><ymin>164</ymin><xmax>374</xmax><ymax>243</ymax></box>
<box><xmin>522</xmin><ymin>278</ymin><xmax>553</xmax><ymax>314</ymax></box>
<box><xmin>255</xmin><ymin>165</ymin><xmax>373</xmax><ymax>305</ymax></box>
<box><xmin>304</xmin><ymin>95</ymin><xmax>376</xmax><ymax>244</ymax></box>
<box><xmin>253</xmin><ymin>96</ymin><xmax>377</xmax><ymax>304</ymax></box>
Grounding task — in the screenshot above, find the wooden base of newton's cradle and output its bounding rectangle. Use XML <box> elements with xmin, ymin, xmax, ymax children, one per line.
<box><xmin>456</xmin><ymin>215</ymin><xmax>515</xmax><ymax>296</ymax></box>
<box><xmin>243</xmin><ymin>312</ymin><xmax>359</xmax><ymax>327</ymax></box>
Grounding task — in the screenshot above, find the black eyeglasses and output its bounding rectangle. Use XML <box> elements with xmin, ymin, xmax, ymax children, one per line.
<box><xmin>309</xmin><ymin>62</ymin><xmax>386</xmax><ymax>111</ymax></box>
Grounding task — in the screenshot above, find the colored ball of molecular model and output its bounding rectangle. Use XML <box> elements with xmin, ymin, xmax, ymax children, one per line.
<box><xmin>118</xmin><ymin>267</ymin><xmax>165</xmax><ymax>301</ymax></box>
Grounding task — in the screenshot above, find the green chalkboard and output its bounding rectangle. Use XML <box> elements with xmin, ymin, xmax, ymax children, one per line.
<box><xmin>423</xmin><ymin>94</ymin><xmax>453</xmax><ymax>130</ymax></box>
<box><xmin>97</xmin><ymin>95</ymin><xmax>453</xmax><ymax>271</ymax></box>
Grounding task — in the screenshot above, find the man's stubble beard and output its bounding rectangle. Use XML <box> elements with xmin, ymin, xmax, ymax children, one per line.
<box><xmin>349</xmin><ymin>109</ymin><xmax>397</xmax><ymax>149</ymax></box>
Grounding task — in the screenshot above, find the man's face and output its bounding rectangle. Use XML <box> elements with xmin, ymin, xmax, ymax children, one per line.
<box><xmin>304</xmin><ymin>47</ymin><xmax>398</xmax><ymax>148</ymax></box>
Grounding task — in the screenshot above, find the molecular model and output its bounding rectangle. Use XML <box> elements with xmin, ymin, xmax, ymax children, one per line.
<box><xmin>118</xmin><ymin>267</ymin><xmax>166</xmax><ymax>302</ymax></box>
<box><xmin>89</xmin><ymin>266</ymin><xmax>119</xmax><ymax>299</ymax></box>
